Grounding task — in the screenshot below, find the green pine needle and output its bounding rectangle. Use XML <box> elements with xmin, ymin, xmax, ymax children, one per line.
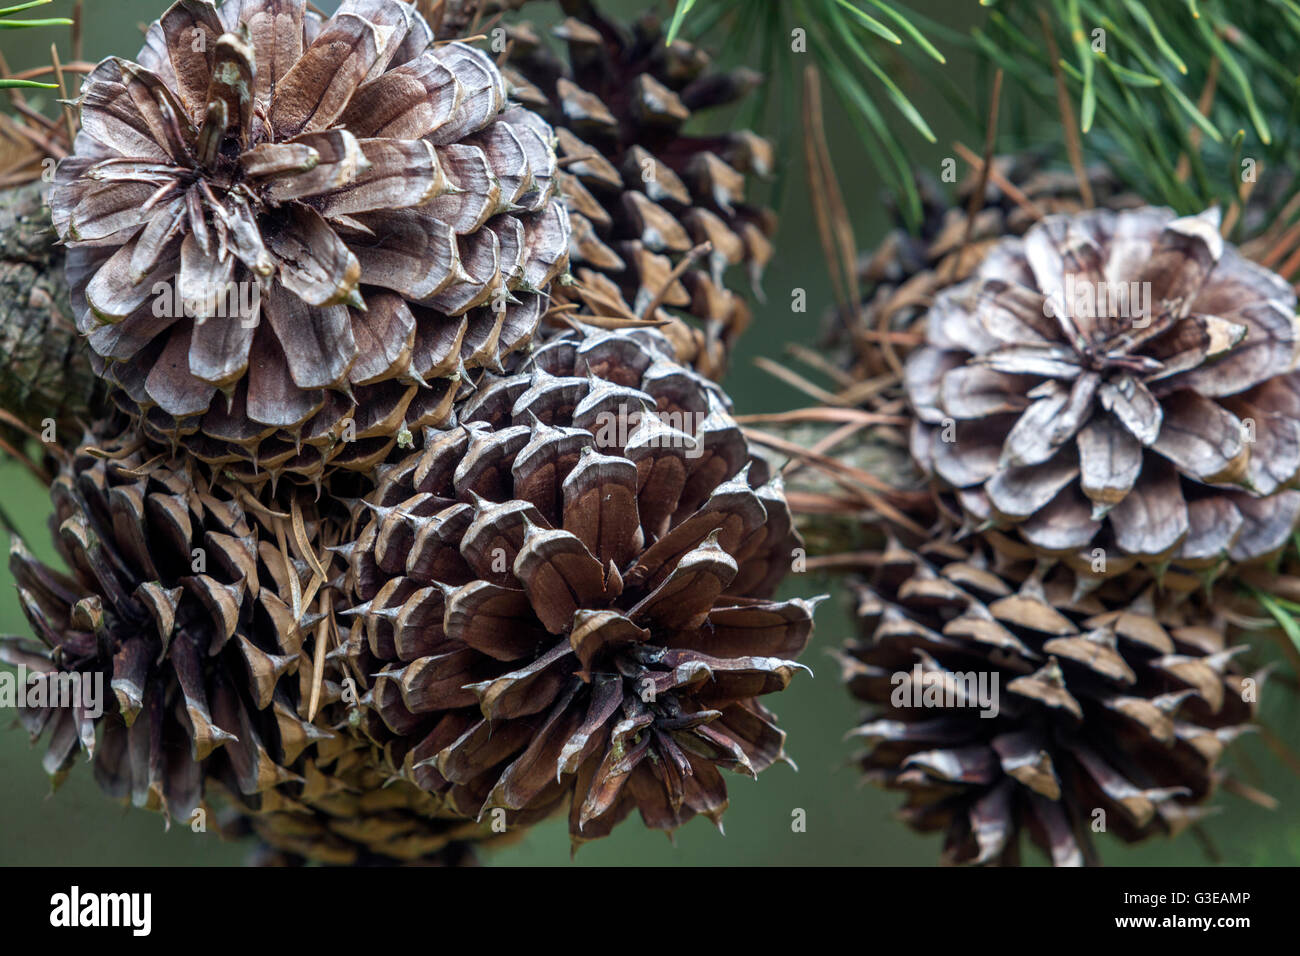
<box><xmin>1254</xmin><ymin>591</ymin><xmax>1300</xmax><ymax>660</ymax></box>
<box><xmin>665</xmin><ymin>0</ymin><xmax>946</xmax><ymax>232</ymax></box>
<box><xmin>865</xmin><ymin>0</ymin><xmax>946</xmax><ymax>62</ymax></box>
<box><xmin>979</xmin><ymin>0</ymin><xmax>1300</xmax><ymax>239</ymax></box>
<box><xmin>1121</xmin><ymin>0</ymin><xmax>1187</xmax><ymax>74</ymax></box>
<box><xmin>0</xmin><ymin>0</ymin><xmax>68</xmax><ymax>28</ymax></box>
<box><xmin>0</xmin><ymin>3</ymin><xmax>74</xmax><ymax>103</ymax></box>
<box><xmin>832</xmin><ymin>0</ymin><xmax>903</xmax><ymax>45</ymax></box>
<box><xmin>1098</xmin><ymin>55</ymin><xmax>1160</xmax><ymax>88</ymax></box>
<box><xmin>663</xmin><ymin>0</ymin><xmax>699</xmax><ymax>45</ymax></box>
<box><xmin>665</xmin><ymin>0</ymin><xmax>1296</xmax><ymax>243</ymax></box>
<box><xmin>824</xmin><ymin>0</ymin><xmax>937</xmax><ymax>142</ymax></box>
<box><xmin>0</xmin><ymin>0</ymin><xmax>55</xmax><ymax>13</ymax></box>
<box><xmin>1194</xmin><ymin>12</ymin><xmax>1270</xmax><ymax>144</ymax></box>
<box><xmin>0</xmin><ymin>3</ymin><xmax>70</xmax><ymax>104</ymax></box>
<box><xmin>0</xmin><ymin>18</ymin><xmax>72</xmax><ymax>27</ymax></box>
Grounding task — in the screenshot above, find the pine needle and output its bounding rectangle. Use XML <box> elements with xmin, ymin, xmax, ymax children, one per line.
<box><xmin>753</xmin><ymin>356</ymin><xmax>844</xmax><ymax>407</ymax></box>
<box><xmin>785</xmin><ymin>343</ymin><xmax>857</xmax><ymax>389</ymax></box>
<box><xmin>952</xmin><ymin>142</ymin><xmax>1047</xmax><ymax>222</ymax></box>
<box><xmin>801</xmin><ymin>552</ymin><xmax>890</xmax><ymax>572</ymax></box>
<box><xmin>1257</xmin><ymin>722</ymin><xmax>1300</xmax><ymax>779</ymax></box>
<box><xmin>1040</xmin><ymin>10</ymin><xmax>1094</xmax><ymax>208</ymax></box>
<box><xmin>735</xmin><ymin>407</ymin><xmax>909</xmax><ymax>427</ymax></box>
<box><xmin>741</xmin><ymin>426</ymin><xmax>929</xmax><ymax>536</ymax></box>
<box><xmin>982</xmin><ymin>0</ymin><xmax>1300</xmax><ymax>236</ymax></box>
<box><xmin>639</xmin><ymin>242</ymin><xmax>711</xmax><ymax>322</ymax></box>
<box><xmin>290</xmin><ymin>496</ymin><xmax>329</xmax><ymax>586</ymax></box>
<box><xmin>669</xmin><ymin>0</ymin><xmax>945</xmax><ymax>230</ymax></box>
<box><xmin>802</xmin><ymin>66</ymin><xmax>863</xmax><ymax>369</ymax></box>
<box><xmin>273</xmin><ymin>516</ymin><xmax>304</xmax><ymax>626</ymax></box>
<box><xmin>1221</xmin><ymin>775</ymin><xmax>1278</xmax><ymax>811</ymax></box>
<box><xmin>0</xmin><ymin>433</ymin><xmax>49</xmax><ymax>485</ymax></box>
<box><xmin>1174</xmin><ymin>56</ymin><xmax>1218</xmax><ymax>182</ymax></box>
<box><xmin>48</xmin><ymin>41</ymin><xmax>74</xmax><ymax>147</ymax></box>
<box><xmin>573</xmin><ymin>314</ymin><xmax>670</xmax><ymax>330</ymax></box>
<box><xmin>565</xmin><ymin>277</ymin><xmax>638</xmax><ymax>321</ymax></box>
<box><xmin>962</xmin><ymin>67</ymin><xmax>1004</xmax><ymax>250</ymax></box>
<box><xmin>307</xmin><ymin>592</ymin><xmax>333</xmax><ymax>723</ymax></box>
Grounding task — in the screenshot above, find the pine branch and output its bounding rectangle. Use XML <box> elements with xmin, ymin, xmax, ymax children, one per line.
<box><xmin>980</xmin><ymin>0</ymin><xmax>1300</xmax><ymax>245</ymax></box>
<box><xmin>666</xmin><ymin>0</ymin><xmax>951</xmax><ymax>230</ymax></box>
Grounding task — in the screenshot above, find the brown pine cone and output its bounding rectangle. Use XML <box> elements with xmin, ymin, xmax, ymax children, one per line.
<box><xmin>496</xmin><ymin>0</ymin><xmax>777</xmax><ymax>379</ymax></box>
<box><xmin>906</xmin><ymin>205</ymin><xmax>1300</xmax><ymax>578</ymax></box>
<box><xmin>49</xmin><ymin>0</ymin><xmax>570</xmax><ymax>487</ymax></box>
<box><xmin>0</xmin><ymin>423</ymin><xmax>490</xmax><ymax>865</ymax></box>
<box><xmin>841</xmin><ymin>532</ymin><xmax>1260</xmax><ymax>865</ymax></box>
<box><xmin>340</xmin><ymin>326</ymin><xmax>815</xmax><ymax>847</ymax></box>
<box><xmin>0</xmin><ymin>181</ymin><xmax>102</xmax><ymax>438</ymax></box>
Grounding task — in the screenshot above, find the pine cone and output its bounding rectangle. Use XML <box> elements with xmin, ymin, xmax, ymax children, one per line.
<box><xmin>0</xmin><ymin>424</ymin><xmax>489</xmax><ymax>865</ymax></box>
<box><xmin>906</xmin><ymin>205</ymin><xmax>1300</xmax><ymax>577</ymax></box>
<box><xmin>841</xmin><ymin>532</ymin><xmax>1258</xmax><ymax>865</ymax></box>
<box><xmin>497</xmin><ymin>1</ymin><xmax>776</xmax><ymax>379</ymax></box>
<box><xmin>217</xmin><ymin>753</ymin><xmax>495</xmax><ymax>864</ymax></box>
<box><xmin>762</xmin><ymin>158</ymin><xmax>1143</xmax><ymax>562</ymax></box>
<box><xmin>341</xmin><ymin>327</ymin><xmax>814</xmax><ymax>846</ymax></box>
<box><xmin>49</xmin><ymin>0</ymin><xmax>570</xmax><ymax>486</ymax></box>
<box><xmin>0</xmin><ymin>181</ymin><xmax>102</xmax><ymax>438</ymax></box>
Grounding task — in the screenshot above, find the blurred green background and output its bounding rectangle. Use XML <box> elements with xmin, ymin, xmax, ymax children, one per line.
<box><xmin>1</xmin><ymin>0</ymin><xmax>1297</xmax><ymax>866</ymax></box>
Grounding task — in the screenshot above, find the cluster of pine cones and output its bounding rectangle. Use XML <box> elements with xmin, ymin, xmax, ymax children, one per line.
<box><xmin>0</xmin><ymin>0</ymin><xmax>1288</xmax><ymax>867</ymax></box>
<box><xmin>1</xmin><ymin>0</ymin><xmax>805</xmax><ymax>865</ymax></box>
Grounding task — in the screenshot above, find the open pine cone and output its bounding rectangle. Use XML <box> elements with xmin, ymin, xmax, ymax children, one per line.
<box><xmin>753</xmin><ymin>157</ymin><xmax>1144</xmax><ymax>566</ymax></box>
<box><xmin>341</xmin><ymin>327</ymin><xmax>813</xmax><ymax>846</ymax></box>
<box><xmin>841</xmin><ymin>533</ymin><xmax>1259</xmax><ymax>865</ymax></box>
<box><xmin>0</xmin><ymin>424</ymin><xmax>493</xmax><ymax>865</ymax></box>
<box><xmin>50</xmin><ymin>0</ymin><xmax>570</xmax><ymax>486</ymax></box>
<box><xmin>497</xmin><ymin>0</ymin><xmax>776</xmax><ymax>379</ymax></box>
<box><xmin>907</xmin><ymin>206</ymin><xmax>1300</xmax><ymax>578</ymax></box>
